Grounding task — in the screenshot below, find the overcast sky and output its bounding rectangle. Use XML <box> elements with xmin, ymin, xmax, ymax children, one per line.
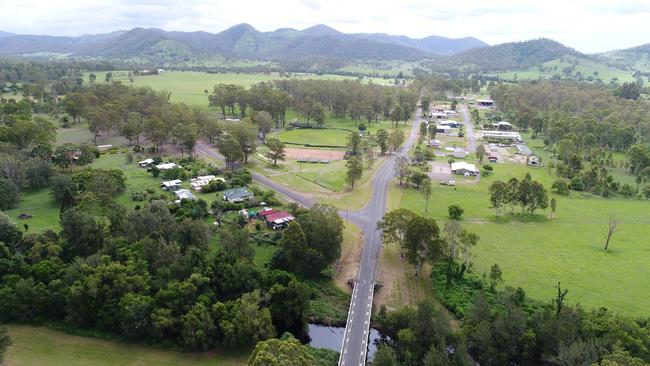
<box><xmin>1</xmin><ymin>0</ymin><xmax>649</xmax><ymax>53</ymax></box>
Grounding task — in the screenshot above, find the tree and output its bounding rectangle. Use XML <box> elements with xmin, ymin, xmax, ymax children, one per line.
<box><xmin>554</xmin><ymin>281</ymin><xmax>569</xmax><ymax>316</ymax></box>
<box><xmin>60</xmin><ymin>187</ymin><xmax>75</xmax><ymax>216</ymax></box>
<box><xmin>389</xmin><ymin>129</ymin><xmax>405</xmax><ymax>152</ymax></box>
<box><xmin>404</xmin><ymin>215</ymin><xmax>441</xmax><ymax>276</ymax></box>
<box><xmin>550</xmin><ymin>198</ymin><xmax>557</xmax><ymax>219</ymax></box>
<box><xmin>0</xmin><ymin>179</ymin><xmax>19</xmax><ymax>210</ymax></box>
<box><xmin>448</xmin><ymin>204</ymin><xmax>464</xmax><ymax>220</ymax></box>
<box><xmin>422</xmin><ymin>177</ymin><xmax>432</xmax><ymax>212</ymax></box>
<box><xmin>376</xmin><ymin>129</ymin><xmax>389</xmax><ymax>155</ymax></box>
<box><xmin>0</xmin><ymin>324</ymin><xmax>9</xmax><ymax>364</ymax></box>
<box><xmin>604</xmin><ymin>214</ymin><xmax>617</xmax><ymax>250</ymax></box>
<box><xmin>252</xmin><ymin>111</ymin><xmax>273</xmax><ymax>140</ymax></box>
<box><xmin>552</xmin><ymin>179</ymin><xmax>570</xmax><ymax>195</ymax></box>
<box><xmin>218</xmin><ymin>135</ymin><xmax>244</xmax><ymax>170</ymax></box>
<box><xmin>390</xmin><ymin>104</ymin><xmax>402</xmax><ymax>127</ymax></box>
<box><xmin>489</xmin><ymin>264</ymin><xmax>503</xmax><ymax>292</ymax></box>
<box><xmin>268</xmin><ymin>280</ymin><xmax>311</xmax><ymax>337</ymax></box>
<box><xmin>0</xmin><ymin>212</ymin><xmax>21</xmax><ymax>246</ymax></box>
<box><xmin>265</xmin><ymin>138</ymin><xmax>286</xmax><ymax>166</ymax></box>
<box><xmin>60</xmin><ymin>208</ymin><xmax>105</xmax><ymax>259</ymax></box>
<box><xmin>377</xmin><ymin>209</ymin><xmax>417</xmax><ymax>258</ymax></box>
<box><xmin>348</xmin><ymin>132</ymin><xmax>362</xmax><ymax>156</ymax></box>
<box><xmin>373</xmin><ymin>344</ymin><xmax>399</xmax><ymax>366</ymax></box>
<box><xmin>248</xmin><ymin>335</ymin><xmax>314</xmax><ymax>366</ymax></box>
<box><xmin>220</xmin><ymin>227</ymin><xmax>255</xmax><ymax>261</ymax></box>
<box><xmin>227</xmin><ymin>123</ymin><xmax>257</xmax><ymax>164</ymax></box>
<box><xmin>476</xmin><ymin>144</ymin><xmax>487</xmax><ymax>163</ymax></box>
<box><xmin>297</xmin><ymin>204</ymin><xmax>344</xmax><ymax>263</ymax></box>
<box><xmin>345</xmin><ymin>156</ymin><xmax>363</xmax><ymax>189</ymax></box>
<box><xmin>395</xmin><ymin>156</ymin><xmax>409</xmax><ymax>186</ymax></box>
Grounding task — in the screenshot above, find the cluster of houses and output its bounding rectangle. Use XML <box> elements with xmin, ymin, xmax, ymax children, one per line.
<box><xmin>240</xmin><ymin>208</ymin><xmax>295</xmax><ymax>230</ymax></box>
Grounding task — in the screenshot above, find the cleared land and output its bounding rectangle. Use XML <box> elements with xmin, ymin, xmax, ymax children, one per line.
<box><xmin>92</xmin><ymin>71</ymin><xmax>391</xmax><ymax>107</ymax></box>
<box><xmin>5</xmin><ymin>325</ymin><xmax>247</xmax><ymax>366</ymax></box>
<box><xmin>392</xmin><ymin>150</ymin><xmax>650</xmax><ymax>316</ymax></box>
<box><xmin>278</xmin><ymin>129</ymin><xmax>351</xmax><ymax>147</ymax></box>
<box><xmin>284</xmin><ymin>148</ymin><xmax>346</xmax><ymax>161</ymax></box>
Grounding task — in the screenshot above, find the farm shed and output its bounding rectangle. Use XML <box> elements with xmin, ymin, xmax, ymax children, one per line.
<box><xmin>451</xmin><ymin>162</ymin><xmax>479</xmax><ymax>176</ymax></box>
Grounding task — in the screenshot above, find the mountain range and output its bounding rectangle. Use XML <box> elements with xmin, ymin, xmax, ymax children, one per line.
<box><xmin>0</xmin><ymin>24</ymin><xmax>484</xmax><ymax>61</ymax></box>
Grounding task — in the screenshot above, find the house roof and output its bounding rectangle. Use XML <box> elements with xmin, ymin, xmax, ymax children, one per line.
<box><xmin>161</xmin><ymin>179</ymin><xmax>182</xmax><ymax>187</ymax></box>
<box><xmin>174</xmin><ymin>189</ymin><xmax>196</xmax><ymax>200</ymax></box>
<box><xmin>156</xmin><ymin>163</ymin><xmax>179</xmax><ymax>170</ymax></box>
<box><xmin>223</xmin><ymin>187</ymin><xmax>252</xmax><ymax>198</ymax></box>
<box><xmin>259</xmin><ymin>209</ymin><xmax>276</xmax><ymax>217</ymax></box>
<box><xmin>451</xmin><ymin>162</ymin><xmax>478</xmax><ymax>172</ymax></box>
<box><xmin>265</xmin><ymin>211</ymin><xmax>294</xmax><ymax>223</ymax></box>
<box><xmin>139</xmin><ymin>158</ymin><xmax>154</xmax><ymax>164</ymax></box>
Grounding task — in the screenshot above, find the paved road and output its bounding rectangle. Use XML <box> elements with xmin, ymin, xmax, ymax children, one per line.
<box><xmin>338</xmin><ymin>108</ymin><xmax>422</xmax><ymax>366</ymax></box>
<box><xmin>459</xmin><ymin>105</ymin><xmax>477</xmax><ymax>153</ymax></box>
<box><xmin>196</xmin><ymin>144</ymin><xmax>314</xmax><ymax>208</ymax></box>
<box><xmin>197</xmin><ymin>109</ymin><xmax>422</xmax><ymax>365</ymax></box>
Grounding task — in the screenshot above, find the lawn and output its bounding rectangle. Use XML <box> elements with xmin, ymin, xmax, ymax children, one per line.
<box><xmin>89</xmin><ymin>71</ymin><xmax>388</xmax><ymax>107</ymax></box>
<box><xmin>392</xmin><ymin>160</ymin><xmax>650</xmax><ymax>317</ymax></box>
<box><xmin>277</xmin><ymin>129</ymin><xmax>351</xmax><ymax>147</ymax></box>
<box><xmin>5</xmin><ymin>325</ymin><xmax>248</xmax><ymax>366</ymax></box>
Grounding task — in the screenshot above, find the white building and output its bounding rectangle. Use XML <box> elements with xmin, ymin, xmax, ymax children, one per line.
<box><xmin>190</xmin><ymin>175</ymin><xmax>226</xmax><ymax>191</ymax></box>
<box><xmin>156</xmin><ymin>163</ymin><xmax>180</xmax><ymax>170</ymax></box>
<box><xmin>174</xmin><ymin>189</ymin><xmax>196</xmax><ymax>204</ymax></box>
<box><xmin>138</xmin><ymin>158</ymin><xmax>154</xmax><ymax>168</ymax></box>
<box><xmin>161</xmin><ymin>179</ymin><xmax>182</xmax><ymax>191</ymax></box>
<box><xmin>451</xmin><ymin>162</ymin><xmax>479</xmax><ymax>176</ymax></box>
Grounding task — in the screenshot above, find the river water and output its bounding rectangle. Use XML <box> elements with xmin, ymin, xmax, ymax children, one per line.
<box><xmin>308</xmin><ymin>323</ymin><xmax>382</xmax><ymax>361</ymax></box>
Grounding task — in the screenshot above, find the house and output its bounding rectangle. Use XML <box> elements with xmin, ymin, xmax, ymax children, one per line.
<box><xmin>439</xmin><ymin>120</ymin><xmax>462</xmax><ymax>128</ymax></box>
<box><xmin>451</xmin><ymin>162</ymin><xmax>479</xmax><ymax>176</ymax></box>
<box><xmin>174</xmin><ymin>189</ymin><xmax>196</xmax><ymax>204</ymax></box>
<box><xmin>430</xmin><ymin>112</ymin><xmax>447</xmax><ymax>120</ymax></box>
<box><xmin>96</xmin><ymin>144</ymin><xmax>113</xmax><ymax>152</ymax></box>
<box><xmin>156</xmin><ymin>162</ymin><xmax>180</xmax><ymax>170</ymax></box>
<box><xmin>138</xmin><ymin>158</ymin><xmax>155</xmax><ymax>168</ymax></box>
<box><xmin>190</xmin><ymin>175</ymin><xmax>225</xmax><ymax>191</ymax></box>
<box><xmin>223</xmin><ymin>187</ymin><xmax>254</xmax><ymax>202</ymax></box>
<box><xmin>482</xmin><ymin>131</ymin><xmax>522</xmax><ymax>143</ymax></box>
<box><xmin>491</xmin><ymin>121</ymin><xmax>513</xmax><ymax>130</ymax></box>
<box><xmin>428</xmin><ymin>139</ymin><xmax>441</xmax><ymax>148</ymax></box>
<box><xmin>453</xmin><ymin>148</ymin><xmax>467</xmax><ymax>158</ymax></box>
<box><xmin>436</xmin><ymin>125</ymin><xmax>454</xmax><ymax>135</ymax></box>
<box><xmin>161</xmin><ymin>179</ymin><xmax>182</xmax><ymax>191</ymax></box>
<box><xmin>259</xmin><ymin>208</ymin><xmax>276</xmax><ymax>219</ymax></box>
<box><xmin>264</xmin><ymin>211</ymin><xmax>295</xmax><ymax>230</ymax></box>
<box><xmin>477</xmin><ymin>99</ymin><xmax>495</xmax><ymax>107</ymax></box>
<box><xmin>515</xmin><ymin>144</ymin><xmax>533</xmax><ymax>156</ymax></box>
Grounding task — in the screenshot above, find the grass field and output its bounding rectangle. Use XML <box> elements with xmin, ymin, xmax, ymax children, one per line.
<box><xmin>391</xmin><ymin>157</ymin><xmax>650</xmax><ymax>316</ymax></box>
<box><xmin>277</xmin><ymin>129</ymin><xmax>351</xmax><ymax>147</ymax></box>
<box><xmin>5</xmin><ymin>325</ymin><xmax>248</xmax><ymax>366</ymax></box>
<box><xmin>494</xmin><ymin>56</ymin><xmax>636</xmax><ymax>83</ymax></box>
<box><xmin>89</xmin><ymin>71</ymin><xmax>391</xmax><ymax>107</ymax></box>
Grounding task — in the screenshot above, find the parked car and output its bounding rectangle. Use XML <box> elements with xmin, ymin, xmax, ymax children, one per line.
<box><xmin>440</xmin><ymin>180</ymin><xmax>456</xmax><ymax>186</ymax></box>
<box><xmin>488</xmin><ymin>156</ymin><xmax>498</xmax><ymax>162</ymax></box>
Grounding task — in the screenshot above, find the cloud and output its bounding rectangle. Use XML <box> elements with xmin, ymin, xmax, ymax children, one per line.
<box><xmin>0</xmin><ymin>0</ymin><xmax>648</xmax><ymax>52</ymax></box>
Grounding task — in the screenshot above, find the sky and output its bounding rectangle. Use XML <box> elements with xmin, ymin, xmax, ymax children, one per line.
<box><xmin>1</xmin><ymin>0</ymin><xmax>649</xmax><ymax>53</ymax></box>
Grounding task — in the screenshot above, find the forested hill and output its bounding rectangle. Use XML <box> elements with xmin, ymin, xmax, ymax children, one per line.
<box><xmin>445</xmin><ymin>38</ymin><xmax>586</xmax><ymax>72</ymax></box>
<box><xmin>0</xmin><ymin>24</ymin><xmax>487</xmax><ymax>62</ymax></box>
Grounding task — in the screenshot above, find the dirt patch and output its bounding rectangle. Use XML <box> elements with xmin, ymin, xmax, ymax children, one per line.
<box><xmin>285</xmin><ymin>148</ymin><xmax>346</xmax><ymax>161</ymax></box>
<box><xmin>334</xmin><ymin>223</ymin><xmax>363</xmax><ymax>294</ymax></box>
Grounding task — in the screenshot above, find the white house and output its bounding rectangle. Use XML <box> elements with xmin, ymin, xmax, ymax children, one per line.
<box><xmin>174</xmin><ymin>189</ymin><xmax>196</xmax><ymax>204</ymax></box>
<box><xmin>138</xmin><ymin>158</ymin><xmax>155</xmax><ymax>168</ymax></box>
<box><xmin>451</xmin><ymin>162</ymin><xmax>479</xmax><ymax>176</ymax></box>
<box><xmin>436</xmin><ymin>125</ymin><xmax>454</xmax><ymax>135</ymax></box>
<box><xmin>161</xmin><ymin>179</ymin><xmax>182</xmax><ymax>191</ymax></box>
<box><xmin>156</xmin><ymin>163</ymin><xmax>180</xmax><ymax>170</ymax></box>
<box><xmin>190</xmin><ymin>175</ymin><xmax>226</xmax><ymax>191</ymax></box>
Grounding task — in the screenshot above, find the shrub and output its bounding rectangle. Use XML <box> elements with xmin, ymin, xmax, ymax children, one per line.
<box><xmin>551</xmin><ymin>179</ymin><xmax>570</xmax><ymax>195</ymax></box>
<box><xmin>448</xmin><ymin>204</ymin><xmax>464</xmax><ymax>220</ymax></box>
<box><xmin>570</xmin><ymin>176</ymin><xmax>584</xmax><ymax>191</ymax></box>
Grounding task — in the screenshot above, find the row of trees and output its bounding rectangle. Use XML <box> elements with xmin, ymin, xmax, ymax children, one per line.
<box><xmin>210</xmin><ymin>79</ymin><xmax>419</xmax><ymax>127</ymax></box>
<box><xmin>488</xmin><ymin>173</ymin><xmax>550</xmax><ymax>215</ymax></box>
